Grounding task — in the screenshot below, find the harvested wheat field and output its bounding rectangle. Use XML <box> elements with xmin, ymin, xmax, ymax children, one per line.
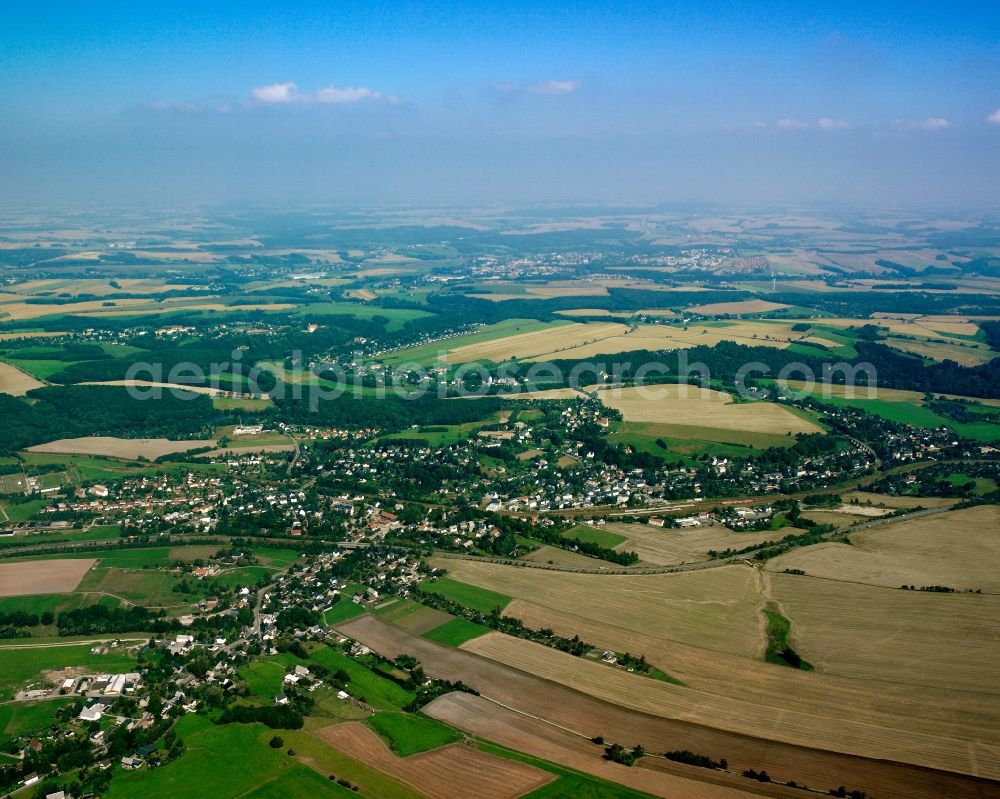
<box><xmin>0</xmin><ymin>559</ymin><xmax>96</xmax><ymax>596</ymax></box>
<box><xmin>842</xmin><ymin>490</ymin><xmax>955</xmax><ymax>509</ymax></box>
<box><xmin>430</xmin><ymin>559</ymin><xmax>763</xmax><ymax>656</ymax></box>
<box><xmin>883</xmin><ymin>336</ymin><xmax>993</xmax><ymax>366</ymax></box>
<box><xmin>26</xmin><ymin>436</ymin><xmax>217</xmax><ymax>460</ymax></box>
<box><xmin>425</xmin><ymin>693</ymin><xmax>760</xmax><ymax>799</ymax></box>
<box><xmin>688</xmin><ymin>299</ymin><xmax>790</xmax><ymax>315</ymax></box>
<box><xmin>595</xmin><ymin>385</ymin><xmax>823</xmax><ymax>435</ymax></box>
<box><xmin>603</xmin><ymin>522</ymin><xmax>780</xmax><ymax>566</ymax></box>
<box><xmin>0</xmin><ymin>361</ymin><xmax>45</xmax><ymax>396</ymax></box>
<box><xmin>339</xmin><ymin>616</ymin><xmax>997</xmax><ymax>797</ymax></box>
<box><xmin>314</xmin><ymin>721</ymin><xmax>553</xmax><ymax>799</ymax></box>
<box><xmin>79</xmin><ymin>380</ymin><xmax>228</xmax><ymax>396</ymax></box>
<box><xmin>499</xmin><ymin>595</ymin><xmax>1000</xmax><ymax>770</ymax></box>
<box><xmin>444</xmin><ymin>319</ymin><xmax>830</xmax><ymax>364</ymax></box>
<box><xmin>770</xmin><ymin>571</ymin><xmax>1000</xmax><ymax>693</ymax></box>
<box><xmin>444</xmin><ymin>322</ymin><xmax>626</xmax><ymax>363</ymax></box>
<box><xmin>766</xmin><ymin>506</ymin><xmax>1000</xmax><ymax>590</ymax></box>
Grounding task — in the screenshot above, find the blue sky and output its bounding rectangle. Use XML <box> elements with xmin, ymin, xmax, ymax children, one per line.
<box><xmin>2</xmin><ymin>1</ymin><xmax>999</xmax><ymax>206</ymax></box>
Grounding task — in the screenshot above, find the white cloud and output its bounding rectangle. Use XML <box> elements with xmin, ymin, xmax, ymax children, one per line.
<box><xmin>251</xmin><ymin>81</ymin><xmax>388</xmax><ymax>105</ymax></box>
<box><xmin>526</xmin><ymin>79</ymin><xmax>581</xmax><ymax>95</ymax></box>
<box><xmin>776</xmin><ymin>118</ymin><xmax>808</xmax><ymax>129</ymax></box>
<box><xmin>920</xmin><ymin>117</ymin><xmax>950</xmax><ymax>129</ymax></box>
<box><xmin>817</xmin><ymin>117</ymin><xmax>850</xmax><ymax>129</ymax></box>
<box><xmin>315</xmin><ymin>85</ymin><xmax>382</xmax><ymax>103</ymax></box>
<box><xmin>987</xmin><ymin>108</ymin><xmax>1000</xmax><ymax>125</ymax></box>
<box><xmin>253</xmin><ymin>82</ymin><xmax>299</xmax><ymax>103</ymax></box>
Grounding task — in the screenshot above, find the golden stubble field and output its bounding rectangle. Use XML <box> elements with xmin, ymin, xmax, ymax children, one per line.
<box><xmin>0</xmin><ymin>361</ymin><xmax>45</xmax><ymax>396</ymax></box>
<box><xmin>596</xmin><ymin>384</ymin><xmax>823</xmax><ymax>435</ymax></box>
<box><xmin>435</xmin><ymin>550</ymin><xmax>1000</xmax><ymax>779</ymax></box>
<box><xmin>604</xmin><ymin>521</ymin><xmax>782</xmax><ymax>566</ymax></box>
<box><xmin>27</xmin><ymin>436</ymin><xmax>217</xmax><ymax>460</ymax></box>
<box><xmin>766</xmin><ymin>506</ymin><xmax>1000</xmax><ymax>591</ymax></box>
<box><xmin>433</xmin><ymin>559</ymin><xmax>764</xmax><ymax>656</ymax></box>
<box><xmin>442</xmin><ymin>319</ymin><xmax>842</xmax><ymax>363</ymax></box>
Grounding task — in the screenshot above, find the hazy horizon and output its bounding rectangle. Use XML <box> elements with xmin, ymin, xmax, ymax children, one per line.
<box><xmin>3</xmin><ymin>1</ymin><xmax>999</xmax><ymax>207</ymax></box>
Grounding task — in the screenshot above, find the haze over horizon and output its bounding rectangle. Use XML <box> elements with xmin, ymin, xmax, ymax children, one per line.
<box><xmin>3</xmin><ymin>1</ymin><xmax>999</xmax><ymax>208</ymax></box>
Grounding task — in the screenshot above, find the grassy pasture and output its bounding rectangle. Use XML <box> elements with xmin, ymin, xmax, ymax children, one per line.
<box><xmin>365</xmin><ymin>710</ymin><xmax>462</xmax><ymax>755</ymax></box>
<box><xmin>562</xmin><ymin>524</ymin><xmax>627</xmax><ymax>549</ymax></box>
<box><xmin>0</xmin><ymin>698</ymin><xmax>76</xmax><ymax>741</ymax></box>
<box><xmin>104</xmin><ymin>720</ymin><xmax>301</xmax><ymax>799</ymax></box>
<box><xmin>420</xmin><ymin>576</ymin><xmax>512</xmax><ymax>614</ymax></box>
<box><xmin>308</xmin><ymin>647</ymin><xmax>415</xmax><ymax>710</ymax></box>
<box><xmin>421</xmin><ymin>617</ymin><xmax>491</xmax><ymax>647</ymax></box>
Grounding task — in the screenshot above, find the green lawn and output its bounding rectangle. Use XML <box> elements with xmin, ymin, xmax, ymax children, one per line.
<box><xmin>241</xmin><ymin>765</ymin><xmax>359</xmax><ymax>799</ymax></box>
<box><xmin>2</xmin><ymin>499</ymin><xmax>48</xmax><ymax>522</ymax></box>
<box><xmin>105</xmin><ymin>721</ymin><xmax>296</xmax><ymax>799</ymax></box>
<box><xmin>422</xmin><ymin>617</ymin><xmax>491</xmax><ymax>647</ymax></box>
<box><xmin>4</xmin><ymin>358</ymin><xmax>73</xmax><ymax>380</ymax></box>
<box><xmin>308</xmin><ymin>648</ymin><xmax>414</xmax><ymax>710</ymax></box>
<box><xmin>420</xmin><ymin>577</ymin><xmax>511</xmax><ymax>614</ymax></box>
<box><xmin>563</xmin><ymin>524</ymin><xmax>627</xmax><ymax>549</ymax></box>
<box><xmin>252</xmin><ymin>547</ymin><xmax>304</xmax><ymax>568</ymax></box>
<box><xmin>0</xmin><ymin>592</ymin><xmax>91</xmax><ymax>618</ymax></box>
<box><xmin>213</xmin><ymin>566</ymin><xmax>271</xmax><ymax>589</ymax></box>
<box><xmin>0</xmin><ymin>698</ymin><xmax>76</xmax><ymax>740</ymax></box>
<box><xmin>0</xmin><ymin>643</ymin><xmax>136</xmax><ymax>700</ymax></box>
<box><xmin>324</xmin><ymin>598</ymin><xmax>368</xmax><ymax>626</ymax></box>
<box><xmin>365</xmin><ymin>711</ymin><xmax>461</xmax><ymax>756</ymax></box>
<box><xmin>238</xmin><ymin>654</ymin><xmax>301</xmax><ymax>700</ymax></box>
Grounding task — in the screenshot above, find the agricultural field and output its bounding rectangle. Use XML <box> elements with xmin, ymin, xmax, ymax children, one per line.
<box><xmin>601</xmin><ymin>522</ymin><xmax>780</xmax><ymax>566</ymax></box>
<box><xmin>340</xmin><ymin>615</ymin><xmax>996</xmax><ymax>794</ymax></box>
<box><xmin>769</xmin><ymin>571</ymin><xmax>1000</xmax><ymax>694</ymax></box>
<box><xmin>562</xmin><ymin>524</ymin><xmax>628</xmax><ymax>549</ymax></box>
<box><xmin>420</xmin><ymin>576</ymin><xmax>512</xmax><ymax>614</ymax></box>
<box><xmin>687</xmin><ymin>299</ymin><xmax>790</xmax><ymax>315</ymax></box>
<box><xmin>26</xmin><ymin>436</ymin><xmax>217</xmax><ymax>460</ymax></box>
<box><xmin>518</xmin><ymin>545</ymin><xmax>617</xmax><ymax>568</ymax></box>
<box><xmin>425</xmin><ymin>693</ymin><xmax>753</xmax><ymax>799</ymax></box>
<box><xmin>315</xmin><ymin>721</ymin><xmax>555</xmax><ymax>799</ymax></box>
<box><xmin>766</xmin><ymin>506</ymin><xmax>1000</xmax><ymax>590</ymax></box>
<box><xmin>429</xmin><ymin>559</ymin><xmax>763</xmax><ymax>657</ymax></box>
<box><xmin>365</xmin><ymin>711</ymin><xmax>462</xmax><ymax>755</ymax></box>
<box><xmin>421</xmin><ymin>617</ymin><xmax>490</xmax><ymax>647</ymax></box>
<box><xmin>0</xmin><ymin>360</ymin><xmax>45</xmax><ymax>395</ymax></box>
<box><xmin>596</xmin><ymin>384</ymin><xmax>823</xmax><ymax>436</ymax></box>
<box><xmin>0</xmin><ymin>558</ymin><xmax>96</xmax><ymax>596</ymax></box>
<box><xmin>373</xmin><ymin>597</ymin><xmax>453</xmax><ymax>634</ymax></box>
